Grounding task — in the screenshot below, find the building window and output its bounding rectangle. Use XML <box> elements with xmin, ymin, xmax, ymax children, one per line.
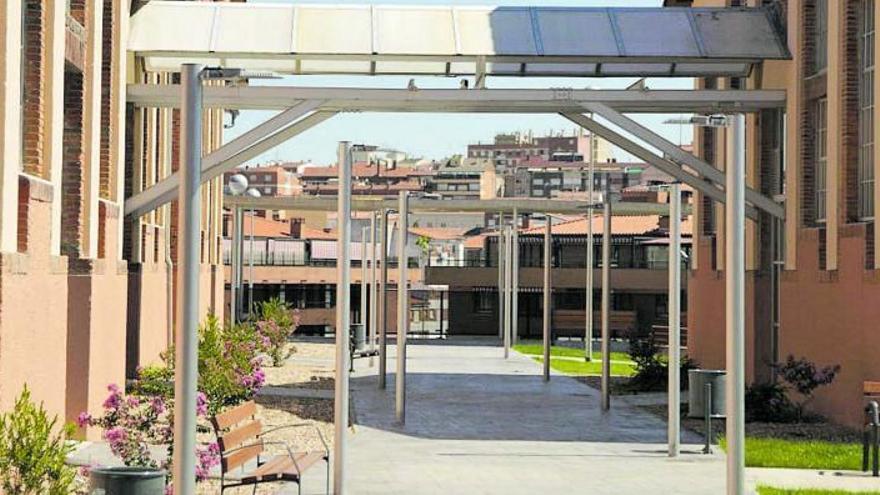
<box><xmin>815</xmin><ymin>98</ymin><xmax>828</xmax><ymax>223</ymax></box>
<box><xmin>473</xmin><ymin>291</ymin><xmax>493</xmax><ymax>313</ymax></box>
<box><xmin>859</xmin><ymin>0</ymin><xmax>876</xmax><ymax>220</ymax></box>
<box><xmin>813</xmin><ymin>0</ymin><xmax>829</xmax><ymax>74</ymax></box>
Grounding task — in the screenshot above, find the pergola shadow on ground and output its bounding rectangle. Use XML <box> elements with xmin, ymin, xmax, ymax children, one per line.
<box><xmin>343</xmin><ymin>341</ymin><xmax>721</xmax><ymax>495</ymax></box>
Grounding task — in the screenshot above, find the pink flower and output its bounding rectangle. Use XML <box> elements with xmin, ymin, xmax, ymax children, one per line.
<box><xmin>105</xmin><ymin>426</ymin><xmax>126</xmax><ymax>444</ymax></box>
<box><xmin>196</xmin><ymin>392</ymin><xmax>208</xmax><ymax>417</ymax></box>
<box><xmin>76</xmin><ymin>412</ymin><xmax>92</xmax><ymax>428</ymax></box>
<box><xmin>150</xmin><ymin>397</ymin><xmax>166</xmax><ymax>415</ymax></box>
<box><xmin>103</xmin><ymin>385</ymin><xmax>122</xmax><ymax>410</ymax></box>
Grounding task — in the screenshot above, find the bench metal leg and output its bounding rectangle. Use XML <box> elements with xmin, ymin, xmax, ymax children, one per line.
<box><xmin>871</xmin><ymin>423</ymin><xmax>880</xmax><ymax>478</ymax></box>
<box><xmin>703</xmin><ymin>382</ymin><xmax>713</xmax><ymax>455</ymax></box>
<box><xmin>864</xmin><ymin>429</ymin><xmax>870</xmax><ymax>472</ymax></box>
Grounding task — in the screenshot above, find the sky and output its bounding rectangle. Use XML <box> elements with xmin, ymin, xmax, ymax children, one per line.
<box><xmin>225</xmin><ymin>0</ymin><xmax>695</xmax><ymax>166</ymax></box>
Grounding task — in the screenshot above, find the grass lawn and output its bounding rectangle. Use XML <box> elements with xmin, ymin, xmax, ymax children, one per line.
<box><xmin>720</xmin><ymin>437</ymin><xmax>863</xmax><ymax>471</ymax></box>
<box><xmin>533</xmin><ymin>357</ymin><xmax>637</xmax><ymax>377</ymax></box>
<box><xmin>758</xmin><ymin>487</ymin><xmax>880</xmax><ymax>495</ymax></box>
<box><xmin>513</xmin><ymin>342</ymin><xmax>632</xmax><ymax>363</ymax></box>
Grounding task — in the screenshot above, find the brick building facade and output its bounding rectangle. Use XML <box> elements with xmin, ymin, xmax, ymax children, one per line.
<box><xmin>0</xmin><ymin>0</ymin><xmax>229</xmax><ymax>438</ymax></box>
<box><xmin>683</xmin><ymin>0</ymin><xmax>880</xmax><ymax>427</ymax></box>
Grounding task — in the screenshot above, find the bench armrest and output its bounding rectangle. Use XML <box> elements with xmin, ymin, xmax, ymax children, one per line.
<box><xmin>258</xmin><ymin>422</ymin><xmax>330</xmax><ymax>456</ymax></box>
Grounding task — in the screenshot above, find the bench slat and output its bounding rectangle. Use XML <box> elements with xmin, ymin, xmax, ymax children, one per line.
<box><xmin>865</xmin><ymin>381</ymin><xmax>880</xmax><ymax>396</ymax></box>
<box><xmin>282</xmin><ymin>452</ymin><xmax>326</xmax><ymax>480</ymax></box>
<box><xmin>213</xmin><ymin>401</ymin><xmax>258</xmax><ymax>430</ymax></box>
<box><xmin>219</xmin><ymin>420</ymin><xmax>262</xmax><ymax>452</ymax></box>
<box><xmin>241</xmin><ymin>455</ymin><xmax>292</xmax><ymax>483</ymax></box>
<box><xmin>223</xmin><ymin>443</ymin><xmax>263</xmax><ymax>472</ymax></box>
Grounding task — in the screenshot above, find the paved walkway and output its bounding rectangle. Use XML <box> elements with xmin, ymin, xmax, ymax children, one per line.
<box><xmin>343</xmin><ymin>340</ymin><xmax>725</xmax><ymax>495</ymax></box>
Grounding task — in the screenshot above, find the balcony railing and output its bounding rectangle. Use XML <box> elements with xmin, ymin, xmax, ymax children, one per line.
<box><xmin>222</xmin><ymin>252</ymin><xmax>419</xmax><ymax>268</ymax></box>
<box><xmin>425</xmin><ymin>257</ymin><xmax>689</xmax><ymax>270</ymax></box>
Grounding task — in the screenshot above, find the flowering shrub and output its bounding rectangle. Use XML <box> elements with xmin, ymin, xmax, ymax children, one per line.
<box><xmin>133</xmin><ymin>315</ymin><xmax>265</xmax><ymax>416</ymax></box>
<box><xmin>79</xmin><ymin>384</ymin><xmax>220</xmax><ymax>489</ymax></box>
<box><xmin>76</xmin><ymin>315</ymin><xmax>268</xmax><ymax>491</ymax></box>
<box><xmin>256</xmin><ymin>298</ymin><xmax>300</xmax><ymax>366</ymax></box>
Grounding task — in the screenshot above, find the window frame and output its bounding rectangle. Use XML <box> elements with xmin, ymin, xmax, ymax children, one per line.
<box><xmin>859</xmin><ymin>0</ymin><xmax>876</xmax><ymax>221</ymax></box>
<box><xmin>815</xmin><ymin>97</ymin><xmax>828</xmax><ymax>224</ymax></box>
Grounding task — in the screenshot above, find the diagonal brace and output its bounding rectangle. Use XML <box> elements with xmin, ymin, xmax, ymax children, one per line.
<box><xmin>561</xmin><ymin>112</ymin><xmax>759</xmax><ymax>220</ymax></box>
<box><xmin>581</xmin><ymin>102</ymin><xmax>784</xmax><ymax>219</ymax></box>
<box><xmin>125</xmin><ymin>100</ymin><xmax>328</xmax><ymax>218</ymax></box>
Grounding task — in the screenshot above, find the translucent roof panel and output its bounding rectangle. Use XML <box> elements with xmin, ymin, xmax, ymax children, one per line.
<box><xmin>129</xmin><ymin>3</ymin><xmax>791</xmax><ymax>77</ymax></box>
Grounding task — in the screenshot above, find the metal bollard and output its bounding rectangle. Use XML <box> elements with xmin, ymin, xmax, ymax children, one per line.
<box><xmin>866</xmin><ymin>401</ymin><xmax>880</xmax><ymax>477</ymax></box>
<box><xmin>703</xmin><ymin>381</ymin><xmax>713</xmax><ymax>454</ymax></box>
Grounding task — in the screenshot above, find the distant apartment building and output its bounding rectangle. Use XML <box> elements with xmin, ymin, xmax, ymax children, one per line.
<box><xmin>298</xmin><ymin>162</ymin><xmax>434</xmax><ymax>196</ymax></box>
<box><xmin>429</xmin><ymin>157</ymin><xmax>500</xmax><ymax>200</ymax></box>
<box><xmin>425</xmin><ymin>215</ymin><xmax>692</xmax><ymax>338</ymax></box>
<box><xmin>351</xmin><ymin>144</ymin><xmax>410</xmax><ymax>167</ymax></box>
<box><xmin>467</xmin><ymin>130</ymin><xmax>613</xmax><ymax>170</ymax></box>
<box><xmin>223</xmin><ymin>165</ymin><xmax>300</xmax><ymax>197</ymax></box>
<box><xmin>520</xmin><ymin>159</ymin><xmax>649</xmax><ymax>199</ymax></box>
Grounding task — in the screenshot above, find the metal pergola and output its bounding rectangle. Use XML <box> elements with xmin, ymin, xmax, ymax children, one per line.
<box><xmin>125</xmin><ymin>3</ymin><xmax>789</xmax><ymax>495</ymax></box>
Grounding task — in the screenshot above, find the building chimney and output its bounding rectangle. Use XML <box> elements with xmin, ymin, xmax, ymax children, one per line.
<box><xmin>289</xmin><ymin>218</ymin><xmax>304</xmax><ymax>239</ymax></box>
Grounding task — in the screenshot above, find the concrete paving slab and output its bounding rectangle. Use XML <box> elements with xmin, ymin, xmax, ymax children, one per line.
<box><xmin>340</xmin><ymin>341</ymin><xmax>726</xmax><ymax>495</ymax></box>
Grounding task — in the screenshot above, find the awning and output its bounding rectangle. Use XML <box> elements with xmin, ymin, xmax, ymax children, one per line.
<box><xmin>129</xmin><ymin>3</ymin><xmax>790</xmax><ymax>78</ymax></box>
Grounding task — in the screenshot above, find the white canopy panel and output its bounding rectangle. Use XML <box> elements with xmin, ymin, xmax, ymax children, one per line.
<box><xmin>129</xmin><ymin>3</ymin><xmax>789</xmax><ymax>77</ymax></box>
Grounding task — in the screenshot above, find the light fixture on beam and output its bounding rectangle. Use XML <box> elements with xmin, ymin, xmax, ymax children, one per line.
<box><xmin>663</xmin><ymin>114</ymin><xmax>731</xmax><ymax>127</ymax></box>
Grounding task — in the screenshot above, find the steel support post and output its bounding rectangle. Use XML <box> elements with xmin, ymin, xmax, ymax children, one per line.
<box><xmin>497</xmin><ymin>212</ymin><xmax>505</xmax><ymax>339</ymax></box>
<box><xmin>333</xmin><ymin>142</ymin><xmax>352</xmax><ymax>494</ymax></box>
<box><xmin>668</xmin><ymin>183</ymin><xmax>682</xmax><ymax>457</ymax></box>
<box><xmin>230</xmin><ymin>206</ymin><xmax>241</xmax><ymax>324</ymax></box>
<box><xmin>378</xmin><ymin>210</ymin><xmax>389</xmax><ymax>389</ymax></box>
<box><xmin>726</xmin><ymin>115</ymin><xmax>746</xmax><ymax>495</ymax></box>
<box><xmin>369</xmin><ymin>212</ymin><xmax>378</xmax><ymax>362</ymax></box>
<box><xmin>601</xmin><ymin>177</ymin><xmax>612</xmax><ymax>412</ymax></box>
<box><xmin>361</xmin><ymin>226</ymin><xmax>368</xmax><ymax>330</ymax></box>
<box><xmin>396</xmin><ymin>192</ymin><xmax>409</xmax><ymax>424</ymax></box>
<box><xmin>543</xmin><ymin>216</ymin><xmax>552</xmax><ymax>382</ymax></box>
<box><xmin>235</xmin><ymin>207</ymin><xmax>244</xmax><ymax>322</ymax></box>
<box><xmin>503</xmin><ymin>226</ymin><xmax>512</xmax><ymax>359</ymax></box>
<box><xmin>586</xmin><ymin>133</ymin><xmax>595</xmax><ymax>361</ymax></box>
<box><xmin>512</xmin><ymin>209</ymin><xmax>519</xmax><ymax>346</ymax></box>
<box><xmin>173</xmin><ymin>63</ymin><xmax>203</xmax><ymax>495</ymax></box>
<box><xmin>248</xmin><ymin>209</ymin><xmax>255</xmax><ymax>316</ymax></box>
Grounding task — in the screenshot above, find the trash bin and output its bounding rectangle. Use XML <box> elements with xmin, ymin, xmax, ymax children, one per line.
<box><xmin>688</xmin><ymin>369</ymin><xmax>726</xmax><ymax>418</ymax></box>
<box><xmin>351</xmin><ymin>323</ymin><xmax>367</xmax><ymax>352</ymax></box>
<box><xmin>89</xmin><ymin>466</ymin><xmax>166</xmax><ymax>495</ymax></box>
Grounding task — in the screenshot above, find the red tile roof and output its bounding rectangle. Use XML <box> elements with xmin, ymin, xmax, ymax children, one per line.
<box><xmin>300</xmin><ymin>162</ymin><xmax>434</xmax><ymax>179</ymax></box>
<box><xmin>520</xmin><ymin>215</ymin><xmax>693</xmax><ymax>236</ymax></box>
<box><xmin>409</xmin><ymin>227</ymin><xmax>469</xmax><ymax>240</ymax></box>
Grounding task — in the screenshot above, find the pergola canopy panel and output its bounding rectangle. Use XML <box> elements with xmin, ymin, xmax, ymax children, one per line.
<box><xmin>129</xmin><ymin>3</ymin><xmax>789</xmax><ymax>77</ymax></box>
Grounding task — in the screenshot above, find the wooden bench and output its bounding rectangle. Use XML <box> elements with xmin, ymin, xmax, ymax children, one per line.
<box><xmin>210</xmin><ymin>401</ymin><xmax>329</xmax><ymax>494</ymax></box>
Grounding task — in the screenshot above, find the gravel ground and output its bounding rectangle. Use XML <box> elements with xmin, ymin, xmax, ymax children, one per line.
<box><xmin>262</xmin><ymin>342</ymin><xmax>336</xmax><ymax>391</ymax></box>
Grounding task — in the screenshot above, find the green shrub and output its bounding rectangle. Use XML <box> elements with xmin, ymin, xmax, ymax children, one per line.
<box><xmin>775</xmin><ymin>355</ymin><xmax>841</xmax><ymax>422</ymax></box>
<box><xmin>626</xmin><ymin>330</ymin><xmax>696</xmax><ymax>392</ymax></box>
<box><xmin>256</xmin><ymin>298</ymin><xmax>300</xmax><ymax>366</ymax></box>
<box><xmin>132</xmin><ymin>314</ymin><xmax>265</xmax><ymax>416</ymax></box>
<box><xmin>0</xmin><ymin>386</ymin><xmax>76</xmax><ymax>495</ymax></box>
<box><xmin>745</xmin><ymin>382</ymin><xmax>798</xmax><ymax>423</ymax></box>
<box><xmin>627</xmin><ymin>330</ymin><xmax>667</xmax><ymax>391</ymax></box>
